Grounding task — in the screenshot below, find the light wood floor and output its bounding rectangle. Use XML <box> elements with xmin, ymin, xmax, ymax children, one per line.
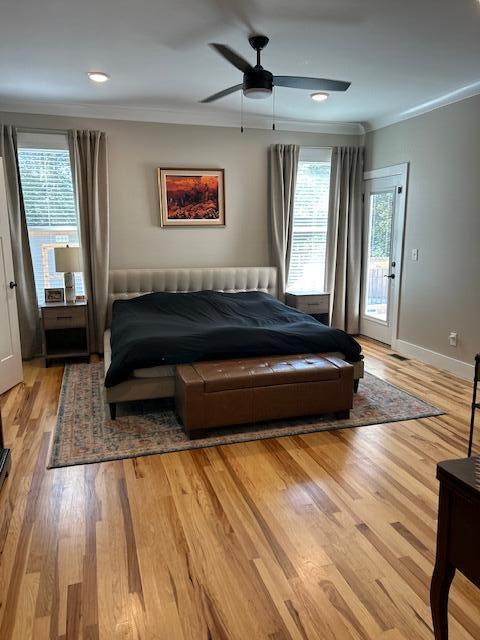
<box><xmin>0</xmin><ymin>338</ymin><xmax>479</xmax><ymax>639</ymax></box>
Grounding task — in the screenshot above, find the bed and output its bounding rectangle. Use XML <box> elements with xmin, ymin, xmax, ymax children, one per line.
<box><xmin>103</xmin><ymin>267</ymin><xmax>364</xmax><ymax>417</ymax></box>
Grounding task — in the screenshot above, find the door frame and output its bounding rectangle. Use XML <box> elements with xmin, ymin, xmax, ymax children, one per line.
<box><xmin>361</xmin><ymin>163</ymin><xmax>409</xmax><ymax>346</ymax></box>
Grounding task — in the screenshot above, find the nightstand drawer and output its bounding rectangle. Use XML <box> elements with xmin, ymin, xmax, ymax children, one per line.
<box><xmin>286</xmin><ymin>293</ymin><xmax>330</xmax><ymax>314</ymax></box>
<box><xmin>43</xmin><ymin>306</ymin><xmax>86</xmax><ymax>329</ymax></box>
<box><xmin>298</xmin><ymin>300</ymin><xmax>329</xmax><ymax>314</ymax></box>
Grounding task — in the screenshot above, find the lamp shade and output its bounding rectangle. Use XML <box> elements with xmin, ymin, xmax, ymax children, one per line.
<box><xmin>54</xmin><ymin>246</ymin><xmax>83</xmax><ymax>273</ymax></box>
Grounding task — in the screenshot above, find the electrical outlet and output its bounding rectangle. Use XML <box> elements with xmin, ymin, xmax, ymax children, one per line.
<box><xmin>411</xmin><ymin>248</ymin><xmax>419</xmax><ymax>261</ymax></box>
<box><xmin>449</xmin><ymin>332</ymin><xmax>457</xmax><ymax>347</ymax></box>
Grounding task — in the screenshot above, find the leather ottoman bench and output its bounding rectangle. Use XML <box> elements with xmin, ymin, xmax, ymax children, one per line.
<box><xmin>175</xmin><ymin>354</ymin><xmax>354</xmax><ymax>438</ymax></box>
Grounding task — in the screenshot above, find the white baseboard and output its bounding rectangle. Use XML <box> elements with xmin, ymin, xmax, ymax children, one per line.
<box><xmin>391</xmin><ymin>338</ymin><xmax>474</xmax><ymax>380</ymax></box>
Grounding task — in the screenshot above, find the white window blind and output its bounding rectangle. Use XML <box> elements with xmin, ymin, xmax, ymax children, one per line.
<box><xmin>287</xmin><ymin>149</ymin><xmax>332</xmax><ymax>293</ymax></box>
<box><xmin>17</xmin><ymin>137</ymin><xmax>84</xmax><ymax>305</ymax></box>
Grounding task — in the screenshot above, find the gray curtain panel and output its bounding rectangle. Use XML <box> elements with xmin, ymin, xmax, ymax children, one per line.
<box><xmin>68</xmin><ymin>130</ymin><xmax>110</xmax><ymax>353</ymax></box>
<box><xmin>268</xmin><ymin>144</ymin><xmax>300</xmax><ymax>300</ymax></box>
<box><xmin>326</xmin><ymin>146</ymin><xmax>365</xmax><ymax>333</ymax></box>
<box><xmin>0</xmin><ymin>125</ymin><xmax>41</xmax><ymax>358</ymax></box>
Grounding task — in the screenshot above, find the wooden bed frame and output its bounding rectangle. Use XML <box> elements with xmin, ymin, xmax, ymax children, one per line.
<box><xmin>103</xmin><ymin>266</ymin><xmax>364</xmax><ymax>418</ymax></box>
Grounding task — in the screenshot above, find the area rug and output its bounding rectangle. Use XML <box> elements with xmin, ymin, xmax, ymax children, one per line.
<box><xmin>48</xmin><ymin>362</ymin><xmax>444</xmax><ymax>468</ymax></box>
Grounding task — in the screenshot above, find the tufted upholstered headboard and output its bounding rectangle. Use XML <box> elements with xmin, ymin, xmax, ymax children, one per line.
<box><xmin>106</xmin><ymin>266</ymin><xmax>278</xmax><ymax>326</ymax></box>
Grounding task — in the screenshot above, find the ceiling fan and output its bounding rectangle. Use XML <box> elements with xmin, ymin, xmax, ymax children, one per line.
<box><xmin>201</xmin><ymin>34</ymin><xmax>350</xmax><ymax>103</ymax></box>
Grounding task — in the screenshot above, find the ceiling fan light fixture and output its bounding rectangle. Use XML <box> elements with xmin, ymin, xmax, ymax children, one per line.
<box><xmin>243</xmin><ymin>87</ymin><xmax>272</xmax><ymax>99</ymax></box>
<box><xmin>87</xmin><ymin>71</ymin><xmax>110</xmax><ymax>83</ymax></box>
<box><xmin>311</xmin><ymin>92</ymin><xmax>329</xmax><ymax>102</ymax></box>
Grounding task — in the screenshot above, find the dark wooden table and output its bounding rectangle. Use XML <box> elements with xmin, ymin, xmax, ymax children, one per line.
<box><xmin>431</xmin><ymin>456</ymin><xmax>480</xmax><ymax>639</ymax></box>
<box><xmin>0</xmin><ymin>411</ymin><xmax>11</xmax><ymax>491</ymax></box>
<box><xmin>468</xmin><ymin>353</ymin><xmax>480</xmax><ymax>456</ymax></box>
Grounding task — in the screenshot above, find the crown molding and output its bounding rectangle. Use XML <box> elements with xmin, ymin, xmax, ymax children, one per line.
<box><xmin>0</xmin><ymin>98</ymin><xmax>365</xmax><ymax>135</ymax></box>
<box><xmin>365</xmin><ymin>80</ymin><xmax>480</xmax><ymax>132</ymax></box>
<box><xmin>3</xmin><ymin>80</ymin><xmax>480</xmax><ymax>137</ymax></box>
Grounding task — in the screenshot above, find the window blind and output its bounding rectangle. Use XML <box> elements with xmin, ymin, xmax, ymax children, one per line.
<box><xmin>287</xmin><ymin>159</ymin><xmax>331</xmax><ymax>293</ymax></box>
<box><xmin>17</xmin><ymin>147</ymin><xmax>83</xmax><ymax>305</ymax></box>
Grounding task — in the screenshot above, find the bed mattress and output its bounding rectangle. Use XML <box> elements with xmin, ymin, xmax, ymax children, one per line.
<box><xmin>133</xmin><ymin>363</ymin><xmax>176</xmax><ymax>378</ymax></box>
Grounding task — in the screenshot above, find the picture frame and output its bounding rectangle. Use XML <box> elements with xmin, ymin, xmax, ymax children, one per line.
<box><xmin>44</xmin><ymin>287</ymin><xmax>65</xmax><ymax>304</ymax></box>
<box><xmin>158</xmin><ymin>168</ymin><xmax>225</xmax><ymax>227</ymax></box>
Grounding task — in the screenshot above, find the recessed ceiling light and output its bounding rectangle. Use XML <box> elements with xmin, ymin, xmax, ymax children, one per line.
<box><xmin>310</xmin><ymin>92</ymin><xmax>329</xmax><ymax>102</ymax></box>
<box><xmin>87</xmin><ymin>71</ymin><xmax>110</xmax><ymax>83</ymax></box>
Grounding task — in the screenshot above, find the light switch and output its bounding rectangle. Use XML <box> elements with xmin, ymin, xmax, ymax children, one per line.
<box><xmin>411</xmin><ymin>248</ymin><xmax>419</xmax><ymax>261</ymax></box>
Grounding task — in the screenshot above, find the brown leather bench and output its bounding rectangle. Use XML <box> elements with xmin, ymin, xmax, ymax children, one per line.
<box><xmin>175</xmin><ymin>354</ymin><xmax>354</xmax><ymax>438</ymax></box>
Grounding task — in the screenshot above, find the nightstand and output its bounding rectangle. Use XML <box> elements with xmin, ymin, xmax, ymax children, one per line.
<box><xmin>41</xmin><ymin>301</ymin><xmax>89</xmax><ymax>366</ymax></box>
<box><xmin>285</xmin><ymin>292</ymin><xmax>330</xmax><ymax>325</ymax></box>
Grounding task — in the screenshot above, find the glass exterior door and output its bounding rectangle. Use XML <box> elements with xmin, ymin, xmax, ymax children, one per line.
<box><xmin>364</xmin><ymin>190</ymin><xmax>395</xmax><ymax>323</ymax></box>
<box><xmin>360</xmin><ymin>178</ymin><xmax>398</xmax><ymax>344</ymax></box>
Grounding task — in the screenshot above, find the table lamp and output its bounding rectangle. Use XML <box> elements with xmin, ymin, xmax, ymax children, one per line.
<box><xmin>54</xmin><ymin>246</ymin><xmax>83</xmax><ymax>303</ymax></box>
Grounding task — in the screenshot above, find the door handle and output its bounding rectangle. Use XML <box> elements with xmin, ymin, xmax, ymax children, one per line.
<box><xmin>384</xmin><ymin>274</ymin><xmax>395</xmax><ymax>279</ymax></box>
<box><xmin>9</xmin><ymin>281</ymin><xmax>17</xmax><ymax>289</ymax></box>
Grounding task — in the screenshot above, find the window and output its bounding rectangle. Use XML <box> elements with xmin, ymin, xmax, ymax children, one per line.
<box><xmin>287</xmin><ymin>148</ymin><xmax>331</xmax><ymax>293</ymax></box>
<box><xmin>17</xmin><ymin>133</ymin><xmax>83</xmax><ymax>305</ymax></box>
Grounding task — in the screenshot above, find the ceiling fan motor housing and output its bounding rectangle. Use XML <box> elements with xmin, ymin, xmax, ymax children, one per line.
<box><xmin>243</xmin><ymin>68</ymin><xmax>273</xmax><ymax>98</ymax></box>
<box><xmin>248</xmin><ymin>35</ymin><xmax>270</xmax><ymax>51</ymax></box>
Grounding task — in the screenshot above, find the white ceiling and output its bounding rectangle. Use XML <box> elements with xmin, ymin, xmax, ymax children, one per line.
<box><xmin>1</xmin><ymin>0</ymin><xmax>480</xmax><ymax>131</ymax></box>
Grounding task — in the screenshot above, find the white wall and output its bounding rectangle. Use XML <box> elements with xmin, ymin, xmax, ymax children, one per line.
<box><xmin>0</xmin><ymin>111</ymin><xmax>361</xmax><ymax>271</ymax></box>
<box><xmin>366</xmin><ymin>94</ymin><xmax>480</xmax><ymax>369</ymax></box>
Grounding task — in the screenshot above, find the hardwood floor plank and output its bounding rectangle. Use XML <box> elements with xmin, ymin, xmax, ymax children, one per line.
<box><xmin>11</xmin><ymin>571</ymin><xmax>40</xmax><ymax>640</ymax></box>
<box><xmin>118</xmin><ymin>476</ymin><xmax>144</xmax><ymax>606</ymax></box>
<box><xmin>65</xmin><ymin>582</ymin><xmax>82</xmax><ymax>640</ymax></box>
<box><xmin>0</xmin><ymin>431</ymin><xmax>50</xmax><ymax>640</ymax></box>
<box><xmin>0</xmin><ymin>338</ymin><xmax>479</xmax><ymax>638</ymax></box>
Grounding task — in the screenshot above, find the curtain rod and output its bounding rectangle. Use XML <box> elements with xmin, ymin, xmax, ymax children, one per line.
<box><xmin>14</xmin><ymin>130</ymin><xmax>334</xmax><ymax>145</ymax></box>
<box><xmin>17</xmin><ymin>126</ymin><xmax>68</xmax><ymax>135</ymax></box>
<box><xmin>14</xmin><ymin>128</ymin><xmax>334</xmax><ymax>142</ymax></box>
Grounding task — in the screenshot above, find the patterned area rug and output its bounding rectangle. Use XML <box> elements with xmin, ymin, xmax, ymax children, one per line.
<box><xmin>48</xmin><ymin>362</ymin><xmax>444</xmax><ymax>468</ymax></box>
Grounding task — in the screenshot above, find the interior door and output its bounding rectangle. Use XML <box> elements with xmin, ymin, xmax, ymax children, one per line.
<box><xmin>0</xmin><ymin>158</ymin><xmax>23</xmax><ymax>394</ymax></box>
<box><xmin>360</xmin><ymin>171</ymin><xmax>406</xmax><ymax>345</ymax></box>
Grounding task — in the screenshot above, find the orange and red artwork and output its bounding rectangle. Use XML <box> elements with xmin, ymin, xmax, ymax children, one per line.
<box><xmin>158</xmin><ymin>169</ymin><xmax>225</xmax><ymax>226</ymax></box>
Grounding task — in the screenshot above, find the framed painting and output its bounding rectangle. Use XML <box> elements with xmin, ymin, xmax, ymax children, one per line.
<box><xmin>158</xmin><ymin>168</ymin><xmax>225</xmax><ymax>227</ymax></box>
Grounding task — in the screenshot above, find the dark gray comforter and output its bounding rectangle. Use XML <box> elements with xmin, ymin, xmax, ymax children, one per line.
<box><xmin>105</xmin><ymin>290</ymin><xmax>362</xmax><ymax>387</ymax></box>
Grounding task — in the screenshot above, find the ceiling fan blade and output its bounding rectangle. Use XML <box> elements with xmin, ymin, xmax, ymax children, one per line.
<box><xmin>274</xmin><ymin>76</ymin><xmax>351</xmax><ymax>92</ymax></box>
<box><xmin>208</xmin><ymin>0</ymin><xmax>256</xmax><ymax>32</ymax></box>
<box><xmin>209</xmin><ymin>43</ymin><xmax>253</xmax><ymax>73</ymax></box>
<box><xmin>200</xmin><ymin>84</ymin><xmax>243</xmax><ymax>103</ymax></box>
